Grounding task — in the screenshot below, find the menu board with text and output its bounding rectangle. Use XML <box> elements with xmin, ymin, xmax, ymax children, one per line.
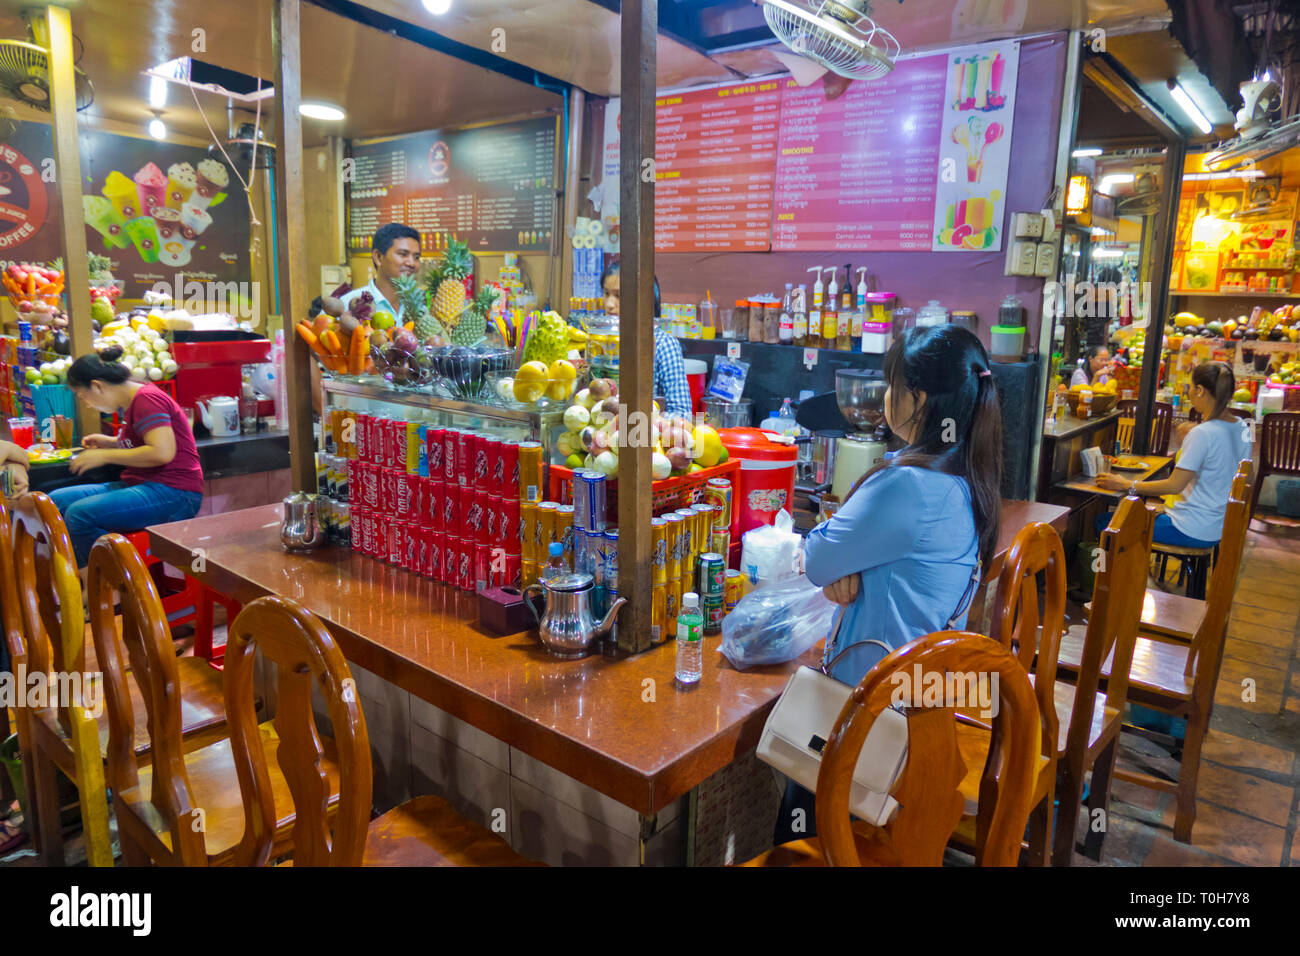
<box><xmin>348</xmin><ymin>116</ymin><xmax>558</xmax><ymax>253</ymax></box>
<box><xmin>771</xmin><ymin>56</ymin><xmax>947</xmax><ymax>251</ymax></box>
<box><xmin>653</xmin><ymin>81</ymin><xmax>783</xmax><ymax>252</ymax></box>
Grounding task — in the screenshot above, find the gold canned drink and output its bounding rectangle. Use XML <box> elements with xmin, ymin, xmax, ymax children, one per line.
<box><xmin>705</xmin><ymin>477</ymin><xmax>732</xmax><ymax>532</ymax></box>
<box><xmin>725</xmin><ymin>569</ymin><xmax>744</xmax><ymax>611</ymax></box>
<box><xmin>673</xmin><ymin>508</ymin><xmax>694</xmax><ymax>561</ymax></box>
<box><xmin>691</xmin><ymin>504</ymin><xmax>714</xmax><ymax>561</ymax></box>
<box><xmin>341</xmin><ymin>410</ymin><xmax>358</xmax><ymax>458</ymax></box>
<box><xmin>711</xmin><ymin>529</ymin><xmax>731</xmax><ymax>562</ymax></box>
<box><xmin>556</xmin><ymin>504</ymin><xmax>576</xmax><ymax>564</ymax></box>
<box><xmin>521</xmin><ymin>559</ymin><xmax>539</xmax><ymax>588</ymax></box>
<box><xmin>518</xmin><ymin>441</ymin><xmax>544</xmax><ymax>502</ymax></box>
<box><xmin>651</xmin><ymin>517</ymin><xmax>667</xmax><ymax>586</ymax></box>
<box><xmin>536</xmin><ymin>501</ymin><xmax>559</xmax><ymax>552</ymax></box>
<box><xmin>520</xmin><ymin>501</ymin><xmax>538</xmax><ymax>562</ymax></box>
<box><xmin>665</xmin><ymin>578</ymin><xmax>681</xmax><ymax>639</ymax></box>
<box><xmin>651</xmin><ymin>584</ymin><xmax>666</xmax><ymax>644</ymax></box>
<box><xmin>406</xmin><ymin>422</ymin><xmax>421</xmax><ymax>474</ymax></box>
<box><xmin>329</xmin><ymin>408</ymin><xmax>343</xmax><ymax>453</ymax></box>
<box><xmin>663</xmin><ymin>513</ymin><xmax>683</xmax><ymax>580</ymax></box>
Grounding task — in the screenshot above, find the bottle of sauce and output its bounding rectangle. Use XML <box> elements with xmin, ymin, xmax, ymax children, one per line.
<box><xmin>734</xmin><ymin>299</ymin><xmax>750</xmax><ymax>342</ymax></box>
<box><xmin>792</xmin><ymin>283</ymin><xmax>808</xmax><ymax>348</ymax></box>
<box><xmin>836</xmin><ymin>262</ymin><xmax>853</xmax><ymax>350</ymax></box>
<box><xmin>807</xmin><ymin>267</ymin><xmax>824</xmax><ymax>350</ymax></box>
<box><xmin>779</xmin><ymin>283</ymin><xmax>794</xmax><ymax>344</ymax></box>
<box><xmin>747</xmin><ymin>297</ymin><xmax>764</xmax><ymax>343</ymax></box>
<box><xmin>822</xmin><ymin>265</ymin><xmax>839</xmax><ymax>348</ymax></box>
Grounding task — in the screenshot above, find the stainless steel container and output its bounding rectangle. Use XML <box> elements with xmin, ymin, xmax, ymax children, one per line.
<box><xmin>281</xmin><ymin>492</ymin><xmax>325</xmax><ymax>551</ymax></box>
<box><xmin>703</xmin><ymin>396</ymin><xmax>753</xmax><ymax>429</ymax></box>
<box><xmin>812</xmin><ymin>429</ymin><xmax>843</xmax><ymax>485</ymax></box>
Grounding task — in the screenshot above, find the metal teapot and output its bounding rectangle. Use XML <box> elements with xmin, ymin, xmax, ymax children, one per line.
<box><xmin>281</xmin><ymin>492</ymin><xmax>325</xmax><ymax>551</ymax></box>
<box><xmin>522</xmin><ymin>572</ymin><xmax>626</xmax><ymax>659</ymax></box>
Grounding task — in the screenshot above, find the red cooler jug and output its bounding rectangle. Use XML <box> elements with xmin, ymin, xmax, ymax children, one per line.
<box><xmin>718</xmin><ymin>427</ymin><xmax>798</xmax><ymax>535</ymax></box>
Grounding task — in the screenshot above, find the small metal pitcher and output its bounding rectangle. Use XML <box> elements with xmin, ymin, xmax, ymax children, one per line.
<box><xmin>523</xmin><ymin>572</ymin><xmax>626</xmax><ymax>659</ymax></box>
<box><xmin>281</xmin><ymin>492</ymin><xmax>325</xmax><ymax>551</ymax></box>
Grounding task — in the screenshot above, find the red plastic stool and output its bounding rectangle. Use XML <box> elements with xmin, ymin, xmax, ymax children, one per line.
<box><xmin>122</xmin><ymin>531</ymin><xmax>200</xmax><ymax>629</ymax></box>
<box><xmin>193</xmin><ymin>585</ymin><xmax>239</xmax><ymax>669</ymax></box>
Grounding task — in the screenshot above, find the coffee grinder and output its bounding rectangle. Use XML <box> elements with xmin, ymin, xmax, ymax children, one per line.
<box><xmin>830</xmin><ymin>369</ymin><xmax>889</xmax><ymax>499</ymax></box>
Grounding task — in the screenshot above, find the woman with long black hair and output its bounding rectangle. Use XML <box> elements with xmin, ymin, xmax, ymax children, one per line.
<box><xmin>774</xmin><ymin>325</ymin><xmax>1003</xmax><ymax>843</ymax></box>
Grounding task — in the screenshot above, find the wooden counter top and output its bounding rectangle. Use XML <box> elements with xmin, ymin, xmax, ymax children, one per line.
<box><xmin>150</xmin><ymin>497</ymin><xmax>1071</xmax><ymax>817</ymax></box>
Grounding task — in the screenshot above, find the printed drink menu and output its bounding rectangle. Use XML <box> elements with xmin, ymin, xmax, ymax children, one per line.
<box><xmin>772</xmin><ymin>55</ymin><xmax>947</xmax><ymax>251</ymax></box>
<box><xmin>348</xmin><ymin>116</ymin><xmax>557</xmax><ymax>253</ymax></box>
<box><xmin>653</xmin><ymin>81</ymin><xmax>783</xmax><ymax>252</ymax></box>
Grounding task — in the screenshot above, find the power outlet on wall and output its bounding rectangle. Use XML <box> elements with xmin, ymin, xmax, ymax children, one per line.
<box><xmin>1005</xmin><ymin>240</ymin><xmax>1038</xmax><ymax>277</ymax></box>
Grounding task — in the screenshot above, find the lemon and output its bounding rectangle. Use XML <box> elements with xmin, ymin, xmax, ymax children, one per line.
<box><xmin>692</xmin><ymin>423</ymin><xmax>724</xmax><ymax>468</ymax></box>
<box><xmin>544</xmin><ymin>359</ymin><xmax>577</xmax><ymax>401</ymax></box>
<box><xmin>513</xmin><ymin>361</ymin><xmax>548</xmax><ymax>403</ymax></box>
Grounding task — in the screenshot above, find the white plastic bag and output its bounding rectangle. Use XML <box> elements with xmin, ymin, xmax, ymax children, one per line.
<box><xmin>740</xmin><ymin>508</ymin><xmax>802</xmax><ymax>587</ymax></box>
<box><xmin>718</xmin><ymin>574</ymin><xmax>835</xmax><ymax>670</ymax></box>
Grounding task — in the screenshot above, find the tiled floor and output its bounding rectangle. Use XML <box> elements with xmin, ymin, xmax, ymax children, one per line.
<box><xmin>4</xmin><ymin>515</ymin><xmax>1299</xmax><ymax>867</ymax></box>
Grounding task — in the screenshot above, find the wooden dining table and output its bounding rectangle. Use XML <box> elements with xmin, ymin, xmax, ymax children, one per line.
<box><xmin>149</xmin><ymin>497</ymin><xmax>1071</xmax><ymax>823</ymax></box>
<box><xmin>1054</xmin><ymin>455</ymin><xmax>1175</xmax><ymax>498</ymax></box>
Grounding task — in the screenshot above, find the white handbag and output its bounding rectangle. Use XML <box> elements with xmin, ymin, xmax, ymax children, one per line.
<box><xmin>756</xmin><ymin>562</ymin><xmax>981</xmax><ymax>828</ymax></box>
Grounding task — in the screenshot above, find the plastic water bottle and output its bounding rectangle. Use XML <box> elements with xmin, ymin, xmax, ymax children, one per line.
<box><xmin>675</xmin><ymin>592</ymin><xmax>703</xmax><ymax>684</ymax></box>
<box><xmin>271</xmin><ymin>329</ymin><xmax>288</xmax><ymax>429</ymax></box>
<box><xmin>541</xmin><ymin>541</ymin><xmax>566</xmax><ymax>583</ymax></box>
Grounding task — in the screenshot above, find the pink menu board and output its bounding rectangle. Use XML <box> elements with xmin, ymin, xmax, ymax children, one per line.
<box><xmin>653</xmin><ymin>81</ymin><xmax>782</xmax><ymax>252</ymax></box>
<box><xmin>771</xmin><ymin>55</ymin><xmax>947</xmax><ymax>251</ymax></box>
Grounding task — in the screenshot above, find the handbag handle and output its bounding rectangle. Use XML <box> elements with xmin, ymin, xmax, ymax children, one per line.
<box><xmin>820</xmin><ymin>559</ymin><xmax>982</xmax><ymax>676</ymax></box>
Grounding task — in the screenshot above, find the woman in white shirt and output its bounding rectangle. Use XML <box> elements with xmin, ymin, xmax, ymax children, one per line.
<box><xmin>1097</xmin><ymin>361</ymin><xmax>1249</xmax><ymax>547</ymax></box>
<box><xmin>1070</xmin><ymin>345</ymin><xmax>1114</xmax><ymax>388</ymax></box>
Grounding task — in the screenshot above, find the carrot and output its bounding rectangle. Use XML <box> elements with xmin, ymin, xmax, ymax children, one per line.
<box><xmin>24</xmin><ymin>274</ymin><xmax>35</xmax><ymax>297</ymax></box>
<box><xmin>404</xmin><ymin>321</ymin><xmax>414</xmax><ymax>332</ymax></box>
<box><xmin>348</xmin><ymin>326</ymin><xmax>368</xmax><ymax>376</ymax></box>
<box><xmin>295</xmin><ymin>321</ymin><xmax>319</xmax><ymax>349</ymax></box>
<box><xmin>321</xmin><ymin>328</ymin><xmax>341</xmax><ymax>355</ymax></box>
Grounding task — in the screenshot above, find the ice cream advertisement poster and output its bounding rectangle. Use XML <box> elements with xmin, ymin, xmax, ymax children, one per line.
<box><xmin>931</xmin><ymin>39</ymin><xmax>1020</xmax><ymax>253</ymax></box>
<box><xmin>0</xmin><ymin>121</ymin><xmax>251</xmax><ymax>298</ymax></box>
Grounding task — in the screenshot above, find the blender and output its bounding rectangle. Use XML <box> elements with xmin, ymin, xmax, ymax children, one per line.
<box><xmin>830</xmin><ymin>369</ymin><xmax>889</xmax><ymax>500</ymax></box>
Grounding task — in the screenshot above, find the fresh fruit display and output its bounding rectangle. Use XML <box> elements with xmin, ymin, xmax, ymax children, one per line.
<box><xmin>427</xmin><ymin>240</ymin><xmax>474</xmax><ymax>332</ymax></box>
<box><xmin>1267</xmin><ymin>362</ymin><xmax>1298</xmax><ymax>387</ymax></box>
<box><xmin>448</xmin><ymin>285</ymin><xmax>497</xmax><ymax>347</ymax></box>
<box><xmin>393</xmin><ymin>272</ymin><xmax>446</xmax><ymax>345</ymax></box>
<box><xmin>92</xmin><ymin>319</ymin><xmax>178</xmax><ymax>382</ymax></box>
<box><xmin>26</xmin><ymin>357</ymin><xmax>72</xmax><ymax>385</ymax></box>
<box><xmin>299</xmin><ymin>284</ymin><xmax>374</xmax><ymax>376</ymax></box>
<box><xmin>432</xmin><ymin>344</ymin><xmax>513</xmax><ymax>400</ymax></box>
<box><xmin>550</xmin><ymin>378</ymin><xmax>729</xmax><ymax>479</ymax></box>
<box><xmin>4</xmin><ymin>261</ymin><xmax>64</xmax><ymax>313</ymax></box>
<box><xmin>520</xmin><ymin>310</ymin><xmax>571</xmax><ymax>366</ymax></box>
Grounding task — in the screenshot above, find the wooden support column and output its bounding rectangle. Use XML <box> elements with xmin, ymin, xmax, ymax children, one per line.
<box><xmin>271</xmin><ymin>0</ymin><xmax>314</xmax><ymax>491</ymax></box>
<box><xmin>561</xmin><ymin>87</ymin><xmax>585</xmax><ymax>307</ymax></box>
<box><xmin>38</xmin><ymin>6</ymin><xmax>95</xmax><ymax>440</ymax></box>
<box><xmin>616</xmin><ymin>0</ymin><xmax>656</xmax><ymax>654</ymax></box>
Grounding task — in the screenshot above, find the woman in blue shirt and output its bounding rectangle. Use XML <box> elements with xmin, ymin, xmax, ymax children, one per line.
<box><xmin>774</xmin><ymin>325</ymin><xmax>1003</xmax><ymax>844</ymax></box>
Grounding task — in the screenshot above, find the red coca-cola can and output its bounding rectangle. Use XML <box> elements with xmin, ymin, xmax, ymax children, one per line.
<box><xmin>497</xmin><ymin>496</ymin><xmax>520</xmax><ymax>554</ymax></box>
<box><xmin>351</xmin><ymin>506</ymin><xmax>367</xmax><ymax>552</ymax></box>
<box><xmin>425</xmin><ymin>478</ymin><xmax>444</xmax><ymax>532</ymax></box>
<box><xmin>386</xmin><ymin>519</ymin><xmax>403</xmax><ymax>564</ymax></box>
<box><xmin>455</xmin><ymin>430</ymin><xmax>473</xmax><ymax>487</ymax></box>
<box><xmin>499</xmin><ymin>441</ymin><xmax>520</xmax><ymax>498</ymax></box>
<box><xmin>393</xmin><ymin>420</ymin><xmax>409</xmax><ymax>472</ymax></box>
<box><xmin>376</xmin><ymin>467</ymin><xmax>393</xmax><ymax>515</ymax></box>
<box><xmin>500</xmin><ymin>552</ymin><xmax>522</xmax><ymax>590</ymax></box>
<box><xmin>399</xmin><ymin>521</ymin><xmax>415</xmax><ymax>571</ymax></box>
<box><xmin>441</xmin><ymin>428</ymin><xmax>457</xmax><ymax>484</ymax></box>
<box><xmin>424</xmin><ymin>427</ymin><xmax>443</xmax><ymax>477</ymax></box>
<box><xmin>473</xmin><ymin>543</ymin><xmax>491</xmax><ymax>592</ymax></box>
<box><xmin>356</xmin><ymin>414</ymin><xmax>372</xmax><ymax>463</ymax></box>
<box><xmin>440</xmin><ymin>535</ymin><xmax>455</xmax><ymax>585</ymax></box>
<box><xmin>346</xmin><ymin>459</ymin><xmax>360</xmax><ymax>506</ymax></box>
<box><xmin>456</xmin><ymin>537</ymin><xmax>473</xmax><ymax>590</ymax></box>
<box><xmin>395</xmin><ymin>470</ymin><xmax>413</xmax><ymax>519</ymax></box>
<box><xmin>473</xmin><ymin>433</ymin><xmax>492</xmax><ymax>492</ymax></box>
<box><xmin>359</xmin><ymin>463</ymin><xmax>379</xmax><ymax>509</ymax></box>
<box><xmin>410</xmin><ymin>475</ymin><xmax>426</xmax><ymax>523</ymax></box>
<box><xmin>464</xmin><ymin>487</ymin><xmax>485</xmax><ymax>543</ymax></box>
<box><xmin>484</xmin><ymin>437</ymin><xmax>504</xmax><ymax>496</ymax></box>
<box><xmin>370</xmin><ymin>417</ymin><xmax>387</xmax><ymax>467</ymax></box>
<box><xmin>440</xmin><ymin>480</ymin><xmax>458</xmax><ymax>529</ymax></box>
<box><xmin>415</xmin><ymin>525</ymin><xmax>430</xmax><ymax>577</ymax></box>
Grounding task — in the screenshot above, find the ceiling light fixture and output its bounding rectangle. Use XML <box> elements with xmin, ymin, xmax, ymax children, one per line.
<box><xmin>1072</xmin><ymin>147</ymin><xmax>1102</xmax><ymax>158</ymax></box>
<box><xmin>422</xmin><ymin>0</ymin><xmax>452</xmax><ymax>14</ymax></box>
<box><xmin>1092</xmin><ymin>248</ymin><xmax>1125</xmax><ymax>258</ymax></box>
<box><xmin>148</xmin><ymin>116</ymin><xmax>166</xmax><ymax>140</ymax></box>
<box><xmin>299</xmin><ymin>102</ymin><xmax>346</xmax><ymax>121</ymax></box>
<box><xmin>149</xmin><ymin>76</ymin><xmax>167</xmax><ymax>109</ymax></box>
<box><xmin>1098</xmin><ymin>173</ymin><xmax>1134</xmax><ymax>194</ymax></box>
<box><xmin>1168</xmin><ymin>80</ymin><xmax>1212</xmax><ymax>135</ymax></box>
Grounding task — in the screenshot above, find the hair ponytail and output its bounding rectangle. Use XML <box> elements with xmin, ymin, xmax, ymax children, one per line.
<box><xmin>852</xmin><ymin>326</ymin><xmax>1003</xmax><ymax>568</ymax></box>
<box><xmin>1191</xmin><ymin>361</ymin><xmax>1234</xmax><ymax>420</ymax></box>
<box><xmin>68</xmin><ymin>347</ymin><xmax>131</xmax><ymax>389</ymax></box>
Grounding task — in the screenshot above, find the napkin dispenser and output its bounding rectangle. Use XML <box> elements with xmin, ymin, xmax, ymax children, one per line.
<box><xmin>478</xmin><ymin>586</ymin><xmax>535</xmax><ymax>635</ymax></box>
<box><xmin>1080</xmin><ymin>446</ymin><xmax>1108</xmax><ymax>478</ymax></box>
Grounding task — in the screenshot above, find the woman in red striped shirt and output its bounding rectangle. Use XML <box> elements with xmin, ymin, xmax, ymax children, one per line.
<box><xmin>51</xmin><ymin>347</ymin><xmax>205</xmax><ymax>566</ymax></box>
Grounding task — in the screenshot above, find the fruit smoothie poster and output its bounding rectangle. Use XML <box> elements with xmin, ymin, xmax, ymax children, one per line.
<box><xmin>931</xmin><ymin>39</ymin><xmax>1020</xmax><ymax>253</ymax></box>
<box><xmin>0</xmin><ymin>120</ymin><xmax>251</xmax><ymax>298</ymax></box>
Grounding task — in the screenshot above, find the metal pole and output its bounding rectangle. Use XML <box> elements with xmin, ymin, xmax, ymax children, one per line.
<box><xmin>617</xmin><ymin>0</ymin><xmax>656</xmax><ymax>654</ymax></box>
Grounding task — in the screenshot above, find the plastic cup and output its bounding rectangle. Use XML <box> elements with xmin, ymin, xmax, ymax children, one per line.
<box><xmin>133</xmin><ymin>162</ymin><xmax>168</xmax><ymax>214</ymax></box>
<box><xmin>124</xmin><ymin>217</ymin><xmax>161</xmax><ymax>263</ymax></box>
<box><xmin>8</xmin><ymin>417</ymin><xmax>34</xmax><ymax>449</ymax></box>
<box><xmin>82</xmin><ymin>195</ymin><xmax>130</xmax><ymax>249</ymax></box>
<box><xmin>165</xmin><ymin>162</ymin><xmax>197</xmax><ymax>210</ymax></box>
<box><xmin>102</xmin><ymin>170</ymin><xmax>140</xmax><ymax>220</ymax></box>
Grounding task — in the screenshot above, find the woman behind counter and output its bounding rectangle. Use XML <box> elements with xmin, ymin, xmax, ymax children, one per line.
<box><xmin>50</xmin><ymin>347</ymin><xmax>204</xmax><ymax>567</ymax></box>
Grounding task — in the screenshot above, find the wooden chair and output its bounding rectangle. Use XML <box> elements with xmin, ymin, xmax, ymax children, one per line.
<box><xmin>1116</xmin><ymin>400</ymin><xmax>1174</xmax><ymax>456</ymax></box>
<box><xmin>87</xmin><ymin>533</ymin><xmax>343</xmax><ymax>865</ymax></box>
<box><xmin>1136</xmin><ymin>461</ymin><xmax>1253</xmax><ymax>646</ymax></box>
<box><xmin>951</xmin><ymin>521</ymin><xmax>1067</xmax><ymax>865</ymax></box>
<box><xmin>1057</xmin><ymin>469</ymin><xmax>1252</xmax><ymax>843</ymax></box>
<box><xmin>1251</xmin><ymin>411</ymin><xmax>1300</xmax><ymax>517</ymax></box>
<box><xmin>225</xmin><ymin>594</ymin><xmax>538</xmax><ymax>866</ymax></box>
<box><xmin>0</xmin><ymin>500</ymin><xmax>40</xmax><ymax>852</ymax></box>
<box><xmin>742</xmin><ymin>631</ymin><xmax>1040</xmax><ymax>867</ymax></box>
<box><xmin>11</xmin><ymin>493</ymin><xmax>227</xmax><ymax>865</ymax></box>
<box><xmin>1048</xmin><ymin>495</ymin><xmax>1155</xmax><ymax>864</ymax></box>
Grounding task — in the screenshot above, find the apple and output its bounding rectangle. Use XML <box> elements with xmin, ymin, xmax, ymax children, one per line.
<box><xmin>651</xmin><ymin>452</ymin><xmax>671</xmax><ymax>480</ymax></box>
<box><xmin>563</xmin><ymin>404</ymin><xmax>590</xmax><ymax>431</ymax></box>
<box><xmin>579</xmin><ymin>426</ymin><xmax>596</xmax><ymax>452</ymax></box>
<box><xmin>594</xmin><ymin>451</ymin><xmax>619</xmax><ymax>477</ymax></box>
<box><xmin>556</xmin><ymin>430</ymin><xmax>580</xmax><ymax>457</ymax></box>
<box><xmin>666</xmin><ymin>446</ymin><xmax>690</xmax><ymax>472</ymax></box>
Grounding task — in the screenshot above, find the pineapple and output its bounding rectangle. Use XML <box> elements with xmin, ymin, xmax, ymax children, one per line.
<box><xmin>428</xmin><ymin>239</ymin><xmax>473</xmax><ymax>330</ymax></box>
<box><xmin>448</xmin><ymin>285</ymin><xmax>497</xmax><ymax>347</ymax></box>
<box><xmin>394</xmin><ymin>271</ymin><xmax>444</xmax><ymax>342</ymax></box>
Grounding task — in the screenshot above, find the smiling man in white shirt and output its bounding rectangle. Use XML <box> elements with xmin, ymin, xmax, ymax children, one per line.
<box><xmin>341</xmin><ymin>222</ymin><xmax>422</xmax><ymax>322</ymax></box>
